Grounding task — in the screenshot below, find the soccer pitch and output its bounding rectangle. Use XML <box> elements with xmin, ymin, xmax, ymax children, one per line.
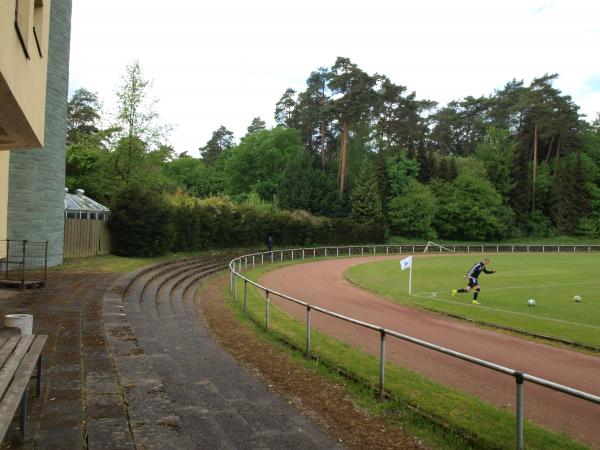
<box><xmin>345</xmin><ymin>253</ymin><xmax>600</xmax><ymax>348</ymax></box>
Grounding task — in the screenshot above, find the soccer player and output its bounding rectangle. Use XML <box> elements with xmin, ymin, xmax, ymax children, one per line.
<box><xmin>451</xmin><ymin>258</ymin><xmax>496</xmax><ymax>304</ymax></box>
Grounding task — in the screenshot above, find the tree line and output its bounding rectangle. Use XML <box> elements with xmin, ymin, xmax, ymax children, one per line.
<box><xmin>66</xmin><ymin>58</ymin><xmax>600</xmax><ymax>253</ymax></box>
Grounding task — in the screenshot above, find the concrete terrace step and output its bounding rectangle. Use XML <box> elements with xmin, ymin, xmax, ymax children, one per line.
<box><xmin>103</xmin><ymin>257</ymin><xmax>340</xmax><ymax>450</ymax></box>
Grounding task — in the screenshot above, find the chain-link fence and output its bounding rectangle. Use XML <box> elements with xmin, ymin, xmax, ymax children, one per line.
<box><xmin>0</xmin><ymin>240</ymin><xmax>48</xmax><ymax>289</ymax></box>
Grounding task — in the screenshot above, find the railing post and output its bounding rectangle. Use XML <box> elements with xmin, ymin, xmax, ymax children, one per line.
<box><xmin>386</xmin><ymin>246</ymin><xmax>389</xmax><ymax>254</ymax></box>
<box><xmin>245</xmin><ymin>257</ymin><xmax>247</xmax><ymax>270</ymax></box>
<box><xmin>281</xmin><ymin>250</ymin><xmax>283</xmax><ymax>262</ymax></box>
<box><xmin>233</xmin><ymin>272</ymin><xmax>237</xmax><ymax>301</ymax></box>
<box><xmin>243</xmin><ymin>280</ymin><xmax>248</xmax><ymax>313</ymax></box>
<box><xmin>271</xmin><ymin>251</ymin><xmax>274</xmax><ymax>263</ymax></box>
<box><xmin>5</xmin><ymin>240</ymin><xmax>9</xmax><ymax>280</ymax></box>
<box><xmin>515</xmin><ymin>372</ymin><xmax>524</xmax><ymax>450</ymax></box>
<box><xmin>313</xmin><ymin>249</ymin><xmax>316</xmax><ymax>258</ymax></box>
<box><xmin>21</xmin><ymin>240</ymin><xmax>27</xmax><ymax>288</ymax></box>
<box><xmin>412</xmin><ymin>245</ymin><xmax>414</xmax><ymax>253</ymax></box>
<box><xmin>230</xmin><ymin>267</ymin><xmax>233</xmax><ymax>292</ymax></box>
<box><xmin>43</xmin><ymin>241</ymin><xmax>48</xmax><ymax>284</ymax></box>
<box><xmin>379</xmin><ymin>329</ymin><xmax>386</xmax><ymax>401</ymax></box>
<box><xmin>265</xmin><ymin>291</ymin><xmax>270</xmax><ymax>331</ymax></box>
<box><xmin>252</xmin><ymin>255</ymin><xmax>255</xmax><ymax>268</ymax></box>
<box><xmin>349</xmin><ymin>247</ymin><xmax>351</xmax><ymax>256</ymax></box>
<box><xmin>336</xmin><ymin>248</ymin><xmax>339</xmax><ymax>257</ymax></box>
<box><xmin>306</xmin><ymin>305</ymin><xmax>311</xmax><ymax>359</ymax></box>
<box><xmin>291</xmin><ymin>250</ymin><xmax>294</xmax><ymax>261</ymax></box>
<box><xmin>325</xmin><ymin>248</ymin><xmax>328</xmax><ymax>257</ymax></box>
<box><xmin>261</xmin><ymin>253</ymin><xmax>264</xmax><ymax>265</ymax></box>
<box><xmin>302</xmin><ymin>249</ymin><xmax>305</xmax><ymax>260</ymax></box>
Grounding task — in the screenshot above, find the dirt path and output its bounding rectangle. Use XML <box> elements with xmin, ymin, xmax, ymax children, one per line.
<box><xmin>260</xmin><ymin>256</ymin><xmax>600</xmax><ymax>448</ymax></box>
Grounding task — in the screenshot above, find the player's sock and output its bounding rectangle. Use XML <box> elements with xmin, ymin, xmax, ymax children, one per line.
<box><xmin>457</xmin><ymin>288</ymin><xmax>467</xmax><ymax>293</ymax></box>
<box><xmin>474</xmin><ymin>288</ymin><xmax>480</xmax><ymax>300</ymax></box>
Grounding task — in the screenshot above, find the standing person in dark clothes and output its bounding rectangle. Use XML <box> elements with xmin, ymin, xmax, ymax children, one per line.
<box><xmin>266</xmin><ymin>235</ymin><xmax>273</xmax><ymax>253</ymax></box>
<box><xmin>452</xmin><ymin>257</ymin><xmax>496</xmax><ymax>305</ymax></box>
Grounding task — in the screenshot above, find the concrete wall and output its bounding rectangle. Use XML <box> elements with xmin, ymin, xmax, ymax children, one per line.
<box><xmin>7</xmin><ymin>0</ymin><xmax>72</xmax><ymax>266</ymax></box>
<box><xmin>0</xmin><ymin>0</ymin><xmax>51</xmax><ymax>150</ymax></box>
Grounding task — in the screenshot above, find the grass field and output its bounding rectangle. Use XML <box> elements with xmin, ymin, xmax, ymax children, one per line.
<box><xmin>345</xmin><ymin>253</ymin><xmax>600</xmax><ymax>348</ymax></box>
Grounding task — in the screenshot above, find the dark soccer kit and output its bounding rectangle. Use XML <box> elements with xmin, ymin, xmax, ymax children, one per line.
<box><xmin>466</xmin><ymin>261</ymin><xmax>494</xmax><ymax>287</ymax></box>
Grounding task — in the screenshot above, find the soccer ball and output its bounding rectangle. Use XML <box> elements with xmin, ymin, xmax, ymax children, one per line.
<box><xmin>573</xmin><ymin>295</ymin><xmax>582</xmax><ymax>302</ymax></box>
<box><xmin>527</xmin><ymin>299</ymin><xmax>536</xmax><ymax>306</ymax></box>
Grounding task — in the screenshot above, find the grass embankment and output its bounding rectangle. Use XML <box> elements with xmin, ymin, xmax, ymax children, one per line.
<box><xmin>346</xmin><ymin>254</ymin><xmax>600</xmax><ymax>348</ymax></box>
<box><xmin>229</xmin><ymin>262</ymin><xmax>586</xmax><ymax>450</ymax></box>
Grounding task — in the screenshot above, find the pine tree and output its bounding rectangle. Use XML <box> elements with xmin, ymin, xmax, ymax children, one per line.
<box><xmin>349</xmin><ymin>159</ymin><xmax>383</xmax><ymax>224</ymax></box>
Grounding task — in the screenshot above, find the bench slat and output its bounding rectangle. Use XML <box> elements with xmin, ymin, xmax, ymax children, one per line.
<box><xmin>0</xmin><ymin>336</ymin><xmax>21</xmax><ymax>369</ymax></box>
<box><xmin>0</xmin><ymin>335</ymin><xmax>46</xmax><ymax>441</ymax></box>
<box><xmin>0</xmin><ymin>336</ymin><xmax>35</xmax><ymax>402</ymax></box>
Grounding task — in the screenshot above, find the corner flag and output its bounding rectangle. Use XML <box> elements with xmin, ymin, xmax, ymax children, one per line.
<box><xmin>400</xmin><ymin>256</ymin><xmax>412</xmax><ymax>271</ymax></box>
<box><xmin>400</xmin><ymin>256</ymin><xmax>413</xmax><ymax>294</ymax></box>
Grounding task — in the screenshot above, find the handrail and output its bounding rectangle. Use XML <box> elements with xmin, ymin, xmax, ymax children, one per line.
<box><xmin>228</xmin><ymin>244</ymin><xmax>600</xmax><ymax>450</ymax></box>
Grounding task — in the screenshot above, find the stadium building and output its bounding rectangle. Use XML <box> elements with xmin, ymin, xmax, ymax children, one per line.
<box><xmin>0</xmin><ymin>0</ymin><xmax>73</xmax><ymax>266</ymax></box>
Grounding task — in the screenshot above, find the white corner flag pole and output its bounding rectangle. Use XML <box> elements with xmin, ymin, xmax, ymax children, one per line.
<box><xmin>400</xmin><ymin>256</ymin><xmax>413</xmax><ymax>295</ymax></box>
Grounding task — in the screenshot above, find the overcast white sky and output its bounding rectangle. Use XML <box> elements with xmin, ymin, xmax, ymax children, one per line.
<box><xmin>69</xmin><ymin>0</ymin><xmax>600</xmax><ymax>155</ymax></box>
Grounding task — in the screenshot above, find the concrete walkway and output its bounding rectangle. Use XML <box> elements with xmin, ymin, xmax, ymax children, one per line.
<box><xmin>0</xmin><ymin>259</ymin><xmax>341</xmax><ymax>449</ymax></box>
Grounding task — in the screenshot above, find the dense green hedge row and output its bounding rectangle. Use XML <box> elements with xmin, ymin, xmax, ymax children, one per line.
<box><xmin>108</xmin><ymin>185</ymin><xmax>384</xmax><ymax>257</ymax></box>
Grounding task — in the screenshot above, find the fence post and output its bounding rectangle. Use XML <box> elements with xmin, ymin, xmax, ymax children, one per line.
<box><xmin>21</xmin><ymin>240</ymin><xmax>27</xmax><ymax>288</ymax></box>
<box><xmin>5</xmin><ymin>240</ymin><xmax>9</xmax><ymax>279</ymax></box>
<box><xmin>265</xmin><ymin>291</ymin><xmax>270</xmax><ymax>332</ymax></box>
<box><xmin>43</xmin><ymin>241</ymin><xmax>48</xmax><ymax>285</ymax></box>
<box><xmin>515</xmin><ymin>372</ymin><xmax>524</xmax><ymax>450</ymax></box>
<box><xmin>325</xmin><ymin>248</ymin><xmax>328</xmax><ymax>257</ymax></box>
<box><xmin>243</xmin><ymin>280</ymin><xmax>248</xmax><ymax>313</ymax></box>
<box><xmin>233</xmin><ymin>271</ymin><xmax>237</xmax><ymax>301</ymax></box>
<box><xmin>261</xmin><ymin>253</ymin><xmax>264</xmax><ymax>265</ymax></box>
<box><xmin>230</xmin><ymin>267</ymin><xmax>233</xmax><ymax>292</ymax></box>
<box><xmin>379</xmin><ymin>329</ymin><xmax>386</xmax><ymax>401</ymax></box>
<box><xmin>313</xmin><ymin>249</ymin><xmax>316</xmax><ymax>258</ymax></box>
<box><xmin>271</xmin><ymin>251</ymin><xmax>274</xmax><ymax>263</ymax></box>
<box><xmin>302</xmin><ymin>249</ymin><xmax>305</xmax><ymax>260</ymax></box>
<box><xmin>306</xmin><ymin>305</ymin><xmax>311</xmax><ymax>359</ymax></box>
<box><xmin>291</xmin><ymin>250</ymin><xmax>294</xmax><ymax>261</ymax></box>
<box><xmin>336</xmin><ymin>248</ymin><xmax>339</xmax><ymax>257</ymax></box>
<box><xmin>349</xmin><ymin>247</ymin><xmax>351</xmax><ymax>256</ymax></box>
<box><xmin>386</xmin><ymin>246</ymin><xmax>389</xmax><ymax>254</ymax></box>
<box><xmin>281</xmin><ymin>251</ymin><xmax>283</xmax><ymax>262</ymax></box>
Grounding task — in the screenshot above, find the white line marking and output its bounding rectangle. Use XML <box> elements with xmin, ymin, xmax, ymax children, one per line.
<box><xmin>411</xmin><ymin>292</ymin><xmax>600</xmax><ymax>330</ymax></box>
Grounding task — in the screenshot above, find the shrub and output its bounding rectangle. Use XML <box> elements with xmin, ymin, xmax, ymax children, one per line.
<box><xmin>108</xmin><ymin>184</ymin><xmax>174</xmax><ymax>257</ymax></box>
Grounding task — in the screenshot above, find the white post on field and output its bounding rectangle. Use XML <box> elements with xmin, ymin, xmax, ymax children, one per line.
<box><xmin>400</xmin><ymin>256</ymin><xmax>413</xmax><ymax>295</ymax></box>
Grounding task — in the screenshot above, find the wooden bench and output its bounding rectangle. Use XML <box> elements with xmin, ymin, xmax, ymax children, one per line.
<box><xmin>0</xmin><ymin>334</ymin><xmax>47</xmax><ymax>443</ymax></box>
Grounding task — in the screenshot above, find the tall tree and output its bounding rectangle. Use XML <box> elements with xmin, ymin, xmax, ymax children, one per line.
<box><xmin>328</xmin><ymin>57</ymin><xmax>377</xmax><ymax>195</ymax></box>
<box><xmin>274</xmin><ymin>88</ymin><xmax>298</xmax><ymax>126</ymax></box>
<box><xmin>114</xmin><ymin>61</ymin><xmax>169</xmax><ymax>147</ymax></box>
<box><xmin>199</xmin><ymin>126</ymin><xmax>234</xmax><ymax>166</ymax></box>
<box><xmin>246</xmin><ymin>117</ymin><xmax>266</xmax><ymax>135</ymax></box>
<box><xmin>67</xmin><ymin>88</ymin><xmax>102</xmax><ymax>145</ymax></box>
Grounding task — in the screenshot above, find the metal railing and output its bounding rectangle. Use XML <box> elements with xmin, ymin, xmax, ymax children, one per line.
<box><xmin>228</xmin><ymin>244</ymin><xmax>600</xmax><ymax>450</ymax></box>
<box><xmin>0</xmin><ymin>240</ymin><xmax>48</xmax><ymax>289</ymax></box>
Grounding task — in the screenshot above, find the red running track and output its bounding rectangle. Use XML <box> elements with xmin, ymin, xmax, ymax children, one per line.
<box><xmin>260</xmin><ymin>256</ymin><xmax>600</xmax><ymax>448</ymax></box>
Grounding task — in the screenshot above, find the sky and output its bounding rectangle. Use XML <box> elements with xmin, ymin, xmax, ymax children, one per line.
<box><xmin>69</xmin><ymin>0</ymin><xmax>600</xmax><ymax>155</ymax></box>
